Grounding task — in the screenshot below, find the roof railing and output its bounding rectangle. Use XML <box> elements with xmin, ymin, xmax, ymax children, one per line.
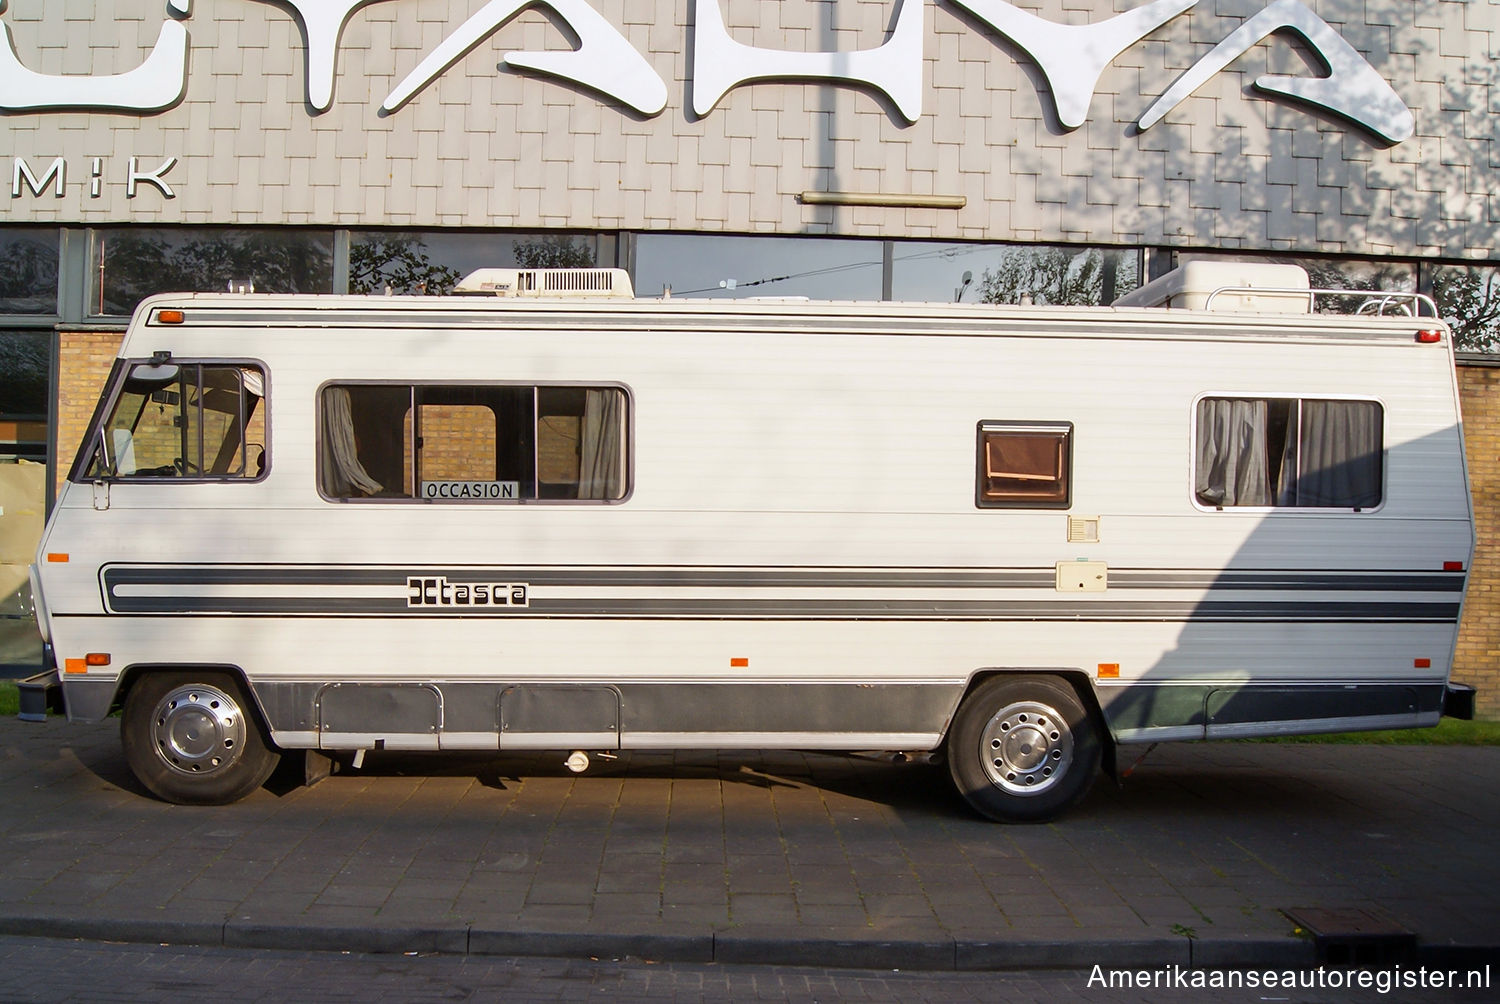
<box><xmin>1203</xmin><ymin>285</ymin><xmax>1439</xmax><ymax>317</ymax></box>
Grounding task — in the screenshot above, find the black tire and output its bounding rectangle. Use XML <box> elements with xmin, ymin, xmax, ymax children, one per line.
<box><xmin>947</xmin><ymin>674</ymin><xmax>1101</xmax><ymax>822</ymax></box>
<box><xmin>120</xmin><ymin>671</ymin><xmax>280</xmax><ymax>805</ymax></box>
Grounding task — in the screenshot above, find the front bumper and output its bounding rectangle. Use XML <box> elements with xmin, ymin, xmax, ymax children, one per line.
<box><xmin>17</xmin><ymin>667</ymin><xmax>63</xmax><ymax>722</ymax></box>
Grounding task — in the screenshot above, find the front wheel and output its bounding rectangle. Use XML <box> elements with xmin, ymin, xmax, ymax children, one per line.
<box><xmin>120</xmin><ymin>672</ymin><xmax>280</xmax><ymax>805</ymax></box>
<box><xmin>947</xmin><ymin>675</ymin><xmax>1101</xmax><ymax>822</ymax></box>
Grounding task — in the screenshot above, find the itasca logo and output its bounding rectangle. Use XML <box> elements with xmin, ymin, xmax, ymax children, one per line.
<box><xmin>406</xmin><ymin>576</ymin><xmax>529</xmax><ymax>609</ymax></box>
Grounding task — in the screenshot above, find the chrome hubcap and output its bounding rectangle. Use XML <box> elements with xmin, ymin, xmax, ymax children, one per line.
<box><xmin>979</xmin><ymin>700</ymin><xmax>1073</xmax><ymax>795</ymax></box>
<box><xmin>151</xmin><ymin>684</ymin><xmax>245</xmax><ymax>776</ymax></box>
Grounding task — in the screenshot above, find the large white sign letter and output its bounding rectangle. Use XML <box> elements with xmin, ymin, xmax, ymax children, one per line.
<box><xmin>382</xmin><ymin>0</ymin><xmax>666</xmax><ymax>116</ymax></box>
<box><xmin>692</xmin><ymin>0</ymin><xmax>925</xmax><ymax>123</ymax></box>
<box><xmin>0</xmin><ymin>0</ymin><xmax>190</xmax><ymax>114</ymax></box>
<box><xmin>244</xmin><ymin>0</ymin><xmax>400</xmax><ymax>113</ymax></box>
<box><xmin>1137</xmin><ymin>0</ymin><xmax>1414</xmax><ymax>143</ymax></box>
<box><xmin>947</xmin><ymin>0</ymin><xmax>1195</xmax><ymax>130</ymax></box>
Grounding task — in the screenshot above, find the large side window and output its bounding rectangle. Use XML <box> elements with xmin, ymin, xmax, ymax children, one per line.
<box><xmin>1195</xmin><ymin>397</ymin><xmax>1382</xmax><ymax>509</ymax></box>
<box><xmin>84</xmin><ymin>361</ymin><xmax>266</xmax><ymax>480</ymax></box>
<box><xmin>319</xmin><ymin>383</ymin><xmax>627</xmax><ymax>502</ymax></box>
<box><xmin>976</xmin><ymin>421</ymin><xmax>1073</xmax><ymax>508</ymax></box>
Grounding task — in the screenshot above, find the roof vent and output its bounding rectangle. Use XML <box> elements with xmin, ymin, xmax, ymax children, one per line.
<box><xmin>1113</xmin><ymin>262</ymin><xmax>1311</xmax><ymax>313</ymax></box>
<box><xmin>453</xmin><ymin>268</ymin><xmax>634</xmax><ymax>299</ymax></box>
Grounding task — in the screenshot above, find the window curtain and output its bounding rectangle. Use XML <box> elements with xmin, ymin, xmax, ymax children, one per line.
<box><xmin>321</xmin><ymin>387</ymin><xmax>384</xmax><ymax>496</ymax></box>
<box><xmin>578</xmin><ymin>389</ymin><xmax>623</xmax><ymax>500</ymax></box>
<box><xmin>1294</xmin><ymin>400</ymin><xmax>1382</xmax><ymax>507</ymax></box>
<box><xmin>1196</xmin><ymin>398</ymin><xmax>1271</xmax><ymax>506</ymax></box>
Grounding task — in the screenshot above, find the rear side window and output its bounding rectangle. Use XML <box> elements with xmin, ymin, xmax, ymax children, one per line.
<box><xmin>83</xmin><ymin>361</ymin><xmax>266</xmax><ymax>480</ymax></box>
<box><xmin>320</xmin><ymin>383</ymin><xmax>628</xmax><ymax>502</ymax></box>
<box><xmin>1195</xmin><ymin>397</ymin><xmax>1382</xmax><ymax>509</ymax></box>
<box><xmin>976</xmin><ymin>421</ymin><xmax>1073</xmax><ymax>508</ymax></box>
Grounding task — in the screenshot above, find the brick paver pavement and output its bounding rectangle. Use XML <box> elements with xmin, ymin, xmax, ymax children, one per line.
<box><xmin>0</xmin><ymin>716</ymin><xmax>1496</xmax><ymax>970</ymax></box>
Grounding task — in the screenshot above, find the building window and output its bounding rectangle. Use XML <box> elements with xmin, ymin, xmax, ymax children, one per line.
<box><xmin>0</xmin><ymin>229</ymin><xmax>59</xmax><ymax>315</ymax></box>
<box><xmin>0</xmin><ymin>330</ymin><xmax>49</xmax><ymax>462</ymax></box>
<box><xmin>82</xmin><ymin>361</ymin><xmax>267</xmax><ymax>481</ymax></box>
<box><xmin>894</xmin><ymin>243</ymin><xmax>1141</xmax><ymax>305</ymax></box>
<box><xmin>89</xmin><ymin>227</ymin><xmax>334</xmax><ymax>316</ymax></box>
<box><xmin>320</xmin><ymin>383</ymin><xmax>628</xmax><ymax>502</ymax></box>
<box><xmin>977</xmin><ymin>422</ymin><xmax>1073</xmax><ymax>508</ymax></box>
<box><xmin>1427</xmin><ymin>263</ymin><xmax>1500</xmax><ymax>352</ymax></box>
<box><xmin>348</xmin><ymin>230</ymin><xmax>606</xmax><ymax>295</ymax></box>
<box><xmin>634</xmin><ymin>233</ymin><xmax>884</xmax><ymax>300</ymax></box>
<box><xmin>1195</xmin><ymin>397</ymin><xmax>1382</xmax><ymax>509</ymax></box>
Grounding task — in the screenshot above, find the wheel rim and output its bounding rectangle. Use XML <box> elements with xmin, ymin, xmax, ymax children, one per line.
<box><xmin>977</xmin><ymin>699</ymin><xmax>1074</xmax><ymax>796</ymax></box>
<box><xmin>150</xmin><ymin>684</ymin><xmax>246</xmax><ymax>777</ymax></box>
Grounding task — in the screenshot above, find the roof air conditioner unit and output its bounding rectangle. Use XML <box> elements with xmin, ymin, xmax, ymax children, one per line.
<box><xmin>453</xmin><ymin>268</ymin><xmax>635</xmax><ymax>299</ymax></box>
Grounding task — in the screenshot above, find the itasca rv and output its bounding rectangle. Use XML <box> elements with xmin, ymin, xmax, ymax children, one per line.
<box><xmin>25</xmin><ymin>262</ymin><xmax>1477</xmax><ymax>820</ymax></box>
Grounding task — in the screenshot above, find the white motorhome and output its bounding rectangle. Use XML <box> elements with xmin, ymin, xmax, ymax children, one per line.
<box><xmin>26</xmin><ymin>263</ymin><xmax>1477</xmax><ymax>820</ymax></box>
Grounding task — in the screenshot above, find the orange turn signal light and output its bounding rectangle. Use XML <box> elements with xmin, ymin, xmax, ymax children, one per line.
<box><xmin>157</xmin><ymin>309</ymin><xmax>186</xmax><ymax>324</ymax></box>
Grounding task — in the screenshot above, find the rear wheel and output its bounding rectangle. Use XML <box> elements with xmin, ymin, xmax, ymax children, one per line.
<box><xmin>120</xmin><ymin>671</ymin><xmax>279</xmax><ymax>805</ymax></box>
<box><xmin>947</xmin><ymin>675</ymin><xmax>1101</xmax><ymax>822</ymax></box>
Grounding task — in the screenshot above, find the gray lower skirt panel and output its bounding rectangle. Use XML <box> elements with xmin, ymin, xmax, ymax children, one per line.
<box><xmin>1101</xmin><ymin>681</ymin><xmax>1449</xmax><ymax>742</ymax></box>
<box><xmin>252</xmin><ymin>679</ymin><xmax>966</xmax><ymax>751</ymax></box>
<box><xmin>248</xmin><ymin>677</ymin><xmax>1453</xmax><ymax>751</ymax></box>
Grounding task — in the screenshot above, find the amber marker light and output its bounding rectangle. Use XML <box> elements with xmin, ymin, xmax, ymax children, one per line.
<box><xmin>85</xmin><ymin>653</ymin><xmax>110</xmax><ymax>667</ymax></box>
<box><xmin>157</xmin><ymin>309</ymin><xmax>186</xmax><ymax>324</ymax></box>
<box><xmin>46</xmin><ymin>553</ymin><xmax>68</xmax><ymax>563</ymax></box>
<box><xmin>63</xmin><ymin>658</ymin><xmax>86</xmax><ymax>674</ymax></box>
<box><xmin>730</xmin><ymin>657</ymin><xmax>749</xmax><ymax>668</ymax></box>
<box><xmin>1098</xmin><ymin>663</ymin><xmax>1121</xmax><ymax>679</ymax></box>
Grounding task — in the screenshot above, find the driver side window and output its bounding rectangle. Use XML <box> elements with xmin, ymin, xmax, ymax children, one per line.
<box><xmin>85</xmin><ymin>360</ymin><xmax>266</xmax><ymax>481</ymax></box>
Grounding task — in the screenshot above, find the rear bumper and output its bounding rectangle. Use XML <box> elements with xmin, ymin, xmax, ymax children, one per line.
<box><xmin>1443</xmin><ymin>683</ymin><xmax>1478</xmax><ymax>720</ymax></box>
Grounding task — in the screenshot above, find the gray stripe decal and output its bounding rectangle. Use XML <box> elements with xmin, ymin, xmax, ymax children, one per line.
<box><xmin>99</xmin><ymin>565</ymin><xmax>1465</xmax><ymax>621</ymax></box>
<box><xmin>100</xmin><ymin>565</ymin><xmax>1466</xmax><ymax>591</ymax></box>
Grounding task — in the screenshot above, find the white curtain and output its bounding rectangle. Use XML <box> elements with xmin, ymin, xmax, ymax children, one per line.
<box><xmin>578</xmin><ymin>389</ymin><xmax>623</xmax><ymax>500</ymax></box>
<box><xmin>1196</xmin><ymin>398</ymin><xmax>1271</xmax><ymax>506</ymax></box>
<box><xmin>1293</xmin><ymin>400</ymin><xmax>1382</xmax><ymax>507</ymax></box>
<box><xmin>321</xmin><ymin>387</ymin><xmax>384</xmax><ymax>496</ymax></box>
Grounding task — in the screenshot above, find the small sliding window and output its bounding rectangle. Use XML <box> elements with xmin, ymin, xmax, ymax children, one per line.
<box><xmin>976</xmin><ymin>421</ymin><xmax>1073</xmax><ymax>509</ymax></box>
<box><xmin>319</xmin><ymin>383</ymin><xmax>628</xmax><ymax>502</ymax></box>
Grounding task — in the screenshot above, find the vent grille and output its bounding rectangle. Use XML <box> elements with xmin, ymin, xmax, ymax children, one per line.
<box><xmin>1067</xmin><ymin>516</ymin><xmax>1100</xmax><ymax>543</ymax></box>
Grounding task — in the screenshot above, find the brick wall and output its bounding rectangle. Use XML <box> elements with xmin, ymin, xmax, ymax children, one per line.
<box><xmin>1454</xmin><ymin>361</ymin><xmax>1500</xmax><ymax>719</ymax></box>
<box><xmin>54</xmin><ymin>329</ymin><xmax>127</xmax><ymax>497</ymax></box>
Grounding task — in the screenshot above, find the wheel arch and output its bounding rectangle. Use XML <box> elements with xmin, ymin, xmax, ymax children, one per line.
<box><xmin>945</xmin><ymin>668</ymin><xmax>1117</xmax><ymax>776</ymax></box>
<box><xmin>113</xmin><ymin>663</ymin><xmax>273</xmax><ymax>739</ymax></box>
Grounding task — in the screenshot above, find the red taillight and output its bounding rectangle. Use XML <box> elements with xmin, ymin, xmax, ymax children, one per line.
<box><xmin>1444</xmin><ymin>561</ymin><xmax>1465</xmax><ymax>572</ymax></box>
<box><xmin>1416</xmin><ymin>329</ymin><xmax>1443</xmax><ymax>344</ymax></box>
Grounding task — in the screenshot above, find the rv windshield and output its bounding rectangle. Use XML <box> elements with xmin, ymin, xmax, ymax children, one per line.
<box><xmin>86</xmin><ymin>361</ymin><xmax>266</xmax><ymax>480</ymax></box>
